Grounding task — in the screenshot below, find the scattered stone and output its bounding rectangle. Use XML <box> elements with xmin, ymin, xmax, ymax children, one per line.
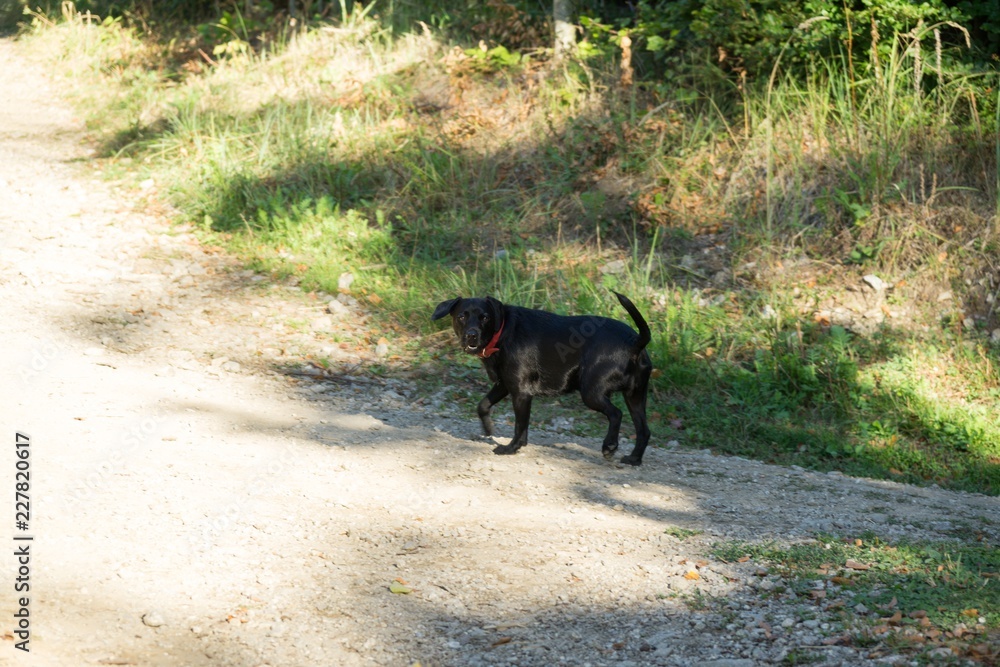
<box><xmin>599</xmin><ymin>259</ymin><xmax>626</xmax><ymax>275</ymax></box>
<box><xmin>336</xmin><ymin>293</ymin><xmax>358</xmax><ymax>307</ymax></box>
<box><xmin>327</xmin><ymin>299</ymin><xmax>349</xmax><ymax>316</ymax></box>
<box><xmin>991</xmin><ymin>329</ymin><xmax>1000</xmax><ymax>345</ymax></box>
<box><xmin>937</xmin><ymin>291</ymin><xmax>952</xmax><ymax>301</ymax></box>
<box><xmin>338</xmin><ymin>272</ymin><xmax>355</xmax><ymax>292</ymax></box>
<box><xmin>310</xmin><ymin>316</ymin><xmax>333</xmax><ymax>331</ymax></box>
<box><xmin>927</xmin><ymin>647</ymin><xmax>955</xmax><ymax>660</ymax></box>
<box><xmin>862</xmin><ymin>274</ymin><xmax>886</xmax><ymax>291</ymax></box>
<box><xmin>761</xmin><ymin>304</ymin><xmax>777</xmax><ymax>319</ymax></box>
<box><xmin>141</xmin><ymin>612</ymin><xmax>165</xmax><ymax>628</ymax></box>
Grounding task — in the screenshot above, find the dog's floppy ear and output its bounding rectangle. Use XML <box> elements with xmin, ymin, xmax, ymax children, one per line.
<box><xmin>485</xmin><ymin>295</ymin><xmax>504</xmax><ymax>322</ymax></box>
<box><xmin>432</xmin><ymin>297</ymin><xmax>462</xmax><ymax>321</ymax></box>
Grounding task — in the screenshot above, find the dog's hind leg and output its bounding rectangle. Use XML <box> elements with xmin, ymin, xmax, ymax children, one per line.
<box><xmin>620</xmin><ymin>385</ymin><xmax>651</xmax><ymax>466</ymax></box>
<box><xmin>581</xmin><ymin>389</ymin><xmax>623</xmax><ymax>459</ymax></box>
<box><xmin>477</xmin><ymin>382</ymin><xmax>509</xmax><ymax>436</ymax></box>
<box><xmin>494</xmin><ymin>393</ymin><xmax>531</xmax><ymax>455</ymax></box>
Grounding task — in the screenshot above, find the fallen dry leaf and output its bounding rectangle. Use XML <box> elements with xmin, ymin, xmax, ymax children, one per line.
<box><xmin>909</xmin><ymin>610</ymin><xmax>928</xmax><ymax>619</ymax></box>
<box><xmin>809</xmin><ymin>590</ymin><xmax>827</xmax><ymax>600</ymax></box>
<box><xmin>683</xmin><ymin>570</ymin><xmax>700</xmax><ymax>580</ymax></box>
<box><xmin>389</xmin><ymin>580</ymin><xmax>413</xmax><ymax>594</ymax></box>
<box><xmin>830</xmin><ymin>576</ymin><xmax>854</xmax><ymax>586</ymax></box>
<box><xmin>970</xmin><ymin>644</ymin><xmax>992</xmax><ymax>657</ymax></box>
<box><xmin>737</xmin><ymin>556</ymin><xmax>750</xmax><ymax>563</ymax></box>
<box><xmin>961</xmin><ymin>608</ymin><xmax>979</xmax><ymax>617</ymax></box>
<box><xmin>886</xmin><ymin>611</ymin><xmax>903</xmax><ymax>626</ymax></box>
<box><xmin>491</xmin><ymin>637</ymin><xmax>512</xmax><ymax>647</ymax></box>
<box><xmin>845</xmin><ymin>559</ymin><xmax>871</xmax><ymax>570</ymax></box>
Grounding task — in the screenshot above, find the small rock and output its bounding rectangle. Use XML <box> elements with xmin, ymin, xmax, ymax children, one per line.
<box><xmin>696</xmin><ymin>660</ymin><xmax>754</xmax><ymax>667</ymax></box>
<box><xmin>711</xmin><ymin>269</ymin><xmax>730</xmax><ymax>286</ymax></box>
<box><xmin>310</xmin><ymin>316</ymin><xmax>333</xmax><ymax>331</ymax></box>
<box><xmin>600</xmin><ymin>259</ymin><xmax>626</xmax><ymax>275</ymax></box>
<box><xmin>927</xmin><ymin>647</ymin><xmax>955</xmax><ymax>660</ymax></box>
<box><xmin>139</xmin><ymin>178</ymin><xmax>155</xmax><ymax>191</ymax></box>
<box><xmin>375</xmin><ymin>338</ymin><xmax>390</xmax><ymax>358</ymax></box>
<box><xmin>338</xmin><ymin>272</ymin><xmax>355</xmax><ymax>292</ymax></box>
<box><xmin>937</xmin><ymin>291</ymin><xmax>952</xmax><ymax>301</ymax></box>
<box><xmin>494</xmin><ymin>249</ymin><xmax>509</xmax><ymax>260</ymax></box>
<box><xmin>854</xmin><ymin>603</ymin><xmax>869</xmax><ymax>614</ymax></box>
<box><xmin>327</xmin><ymin>299</ymin><xmax>349</xmax><ymax>316</ymax></box>
<box><xmin>336</xmin><ymin>293</ymin><xmax>358</xmax><ymax>307</ymax></box>
<box><xmin>990</xmin><ymin>329</ymin><xmax>1000</xmax><ymax>345</ymax></box>
<box><xmin>142</xmin><ymin>611</ymin><xmax>165</xmax><ymax>628</ymax></box>
<box><xmin>221</xmin><ymin>361</ymin><xmax>241</xmax><ymax>373</ymax></box>
<box><xmin>862</xmin><ymin>274</ymin><xmax>886</xmax><ymax>291</ymax></box>
<box><xmin>963</xmin><ymin>317</ymin><xmax>975</xmax><ymax>330</ymax></box>
<box><xmin>760</xmin><ymin>304</ymin><xmax>777</xmax><ymax>319</ymax></box>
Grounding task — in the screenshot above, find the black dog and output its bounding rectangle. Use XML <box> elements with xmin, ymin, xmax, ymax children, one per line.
<box><xmin>432</xmin><ymin>292</ymin><xmax>653</xmax><ymax>465</ymax></box>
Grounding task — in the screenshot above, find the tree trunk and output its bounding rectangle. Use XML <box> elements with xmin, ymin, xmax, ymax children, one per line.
<box><xmin>553</xmin><ymin>0</ymin><xmax>575</xmax><ymax>58</ymax></box>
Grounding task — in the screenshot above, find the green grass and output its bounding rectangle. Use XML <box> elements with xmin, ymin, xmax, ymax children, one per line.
<box><xmin>714</xmin><ymin>534</ymin><xmax>1000</xmax><ymax>658</ymax></box>
<box><xmin>18</xmin><ymin>2</ymin><xmax>1000</xmax><ymax>495</ymax></box>
<box><xmin>663</xmin><ymin>526</ymin><xmax>703</xmax><ymax>540</ymax></box>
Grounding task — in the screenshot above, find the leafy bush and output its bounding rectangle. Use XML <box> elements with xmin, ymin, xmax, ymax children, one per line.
<box><xmin>581</xmin><ymin>0</ymin><xmax>996</xmax><ymax>81</ymax></box>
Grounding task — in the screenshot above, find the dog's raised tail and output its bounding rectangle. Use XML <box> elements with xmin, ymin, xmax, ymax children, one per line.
<box><xmin>613</xmin><ymin>291</ymin><xmax>651</xmax><ymax>354</ymax></box>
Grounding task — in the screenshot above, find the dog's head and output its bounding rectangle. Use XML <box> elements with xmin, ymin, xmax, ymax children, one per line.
<box><xmin>432</xmin><ymin>296</ymin><xmax>504</xmax><ymax>356</ymax></box>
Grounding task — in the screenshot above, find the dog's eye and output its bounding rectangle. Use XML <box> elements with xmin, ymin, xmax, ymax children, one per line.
<box><xmin>458</xmin><ymin>314</ymin><xmax>467</xmax><ymax>322</ymax></box>
<box><xmin>480</xmin><ymin>314</ymin><xmax>489</xmax><ymax>323</ymax></box>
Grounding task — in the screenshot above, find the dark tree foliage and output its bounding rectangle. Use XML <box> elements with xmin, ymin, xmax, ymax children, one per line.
<box><xmin>578</xmin><ymin>0</ymin><xmax>998</xmax><ymax>79</ymax></box>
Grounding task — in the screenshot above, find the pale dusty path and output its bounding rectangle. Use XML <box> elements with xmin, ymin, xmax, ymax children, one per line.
<box><xmin>1</xmin><ymin>39</ymin><xmax>997</xmax><ymax>667</ymax></box>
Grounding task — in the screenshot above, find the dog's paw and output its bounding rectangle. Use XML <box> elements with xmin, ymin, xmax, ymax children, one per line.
<box><xmin>620</xmin><ymin>454</ymin><xmax>643</xmax><ymax>466</ymax></box>
<box><xmin>601</xmin><ymin>445</ymin><xmax>619</xmax><ymax>460</ymax></box>
<box><xmin>493</xmin><ymin>443</ymin><xmax>522</xmax><ymax>455</ymax></box>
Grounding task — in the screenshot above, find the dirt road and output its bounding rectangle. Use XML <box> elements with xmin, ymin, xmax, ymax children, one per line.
<box><xmin>1</xmin><ymin>40</ymin><xmax>997</xmax><ymax>667</ymax></box>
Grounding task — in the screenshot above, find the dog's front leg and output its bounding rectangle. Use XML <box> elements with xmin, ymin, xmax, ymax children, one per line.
<box><xmin>477</xmin><ymin>382</ymin><xmax>509</xmax><ymax>436</ymax></box>
<box><xmin>494</xmin><ymin>393</ymin><xmax>531</xmax><ymax>455</ymax></box>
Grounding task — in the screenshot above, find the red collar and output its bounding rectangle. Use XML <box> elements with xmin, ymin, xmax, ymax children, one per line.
<box><xmin>479</xmin><ymin>320</ymin><xmax>505</xmax><ymax>358</ymax></box>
